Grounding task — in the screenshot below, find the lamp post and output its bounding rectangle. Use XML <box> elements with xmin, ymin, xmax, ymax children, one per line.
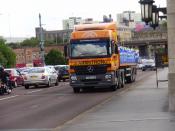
<box><xmin>39</xmin><ymin>13</ymin><xmax>45</xmax><ymax>66</ymax></box>
<box><xmin>139</xmin><ymin>0</ymin><xmax>175</xmax><ymax>112</ymax></box>
<box><xmin>150</xmin><ymin>5</ymin><xmax>159</xmax><ymax>29</ymax></box>
<box><xmin>139</xmin><ymin>0</ymin><xmax>167</xmax><ymax>29</ymax></box>
<box><xmin>139</xmin><ymin>0</ymin><xmax>155</xmax><ymax>25</ymax></box>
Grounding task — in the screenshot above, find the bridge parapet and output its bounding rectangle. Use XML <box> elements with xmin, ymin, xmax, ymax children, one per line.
<box><xmin>131</xmin><ymin>30</ymin><xmax>167</xmax><ymax>41</ymax></box>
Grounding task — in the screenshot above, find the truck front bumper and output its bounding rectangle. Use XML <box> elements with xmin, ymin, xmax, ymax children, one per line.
<box><xmin>70</xmin><ymin>73</ymin><xmax>116</xmax><ymax>88</ymax></box>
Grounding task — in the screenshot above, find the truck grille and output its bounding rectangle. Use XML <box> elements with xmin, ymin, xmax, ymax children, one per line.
<box><xmin>73</xmin><ymin>65</ymin><xmax>109</xmax><ymax>75</ymax></box>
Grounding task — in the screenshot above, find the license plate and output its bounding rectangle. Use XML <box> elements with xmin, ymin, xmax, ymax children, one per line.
<box><xmin>31</xmin><ymin>76</ymin><xmax>37</xmax><ymax>78</ymax></box>
<box><xmin>63</xmin><ymin>75</ymin><xmax>69</xmax><ymax>78</ymax></box>
<box><xmin>86</xmin><ymin>76</ymin><xmax>96</xmax><ymax>80</ymax></box>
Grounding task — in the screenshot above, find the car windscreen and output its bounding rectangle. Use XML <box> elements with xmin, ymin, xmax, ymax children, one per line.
<box><xmin>5</xmin><ymin>70</ymin><xmax>11</xmax><ymax>74</ymax></box>
<box><xmin>60</xmin><ymin>66</ymin><xmax>68</xmax><ymax>70</ymax></box>
<box><xmin>29</xmin><ymin>68</ymin><xmax>45</xmax><ymax>73</ymax></box>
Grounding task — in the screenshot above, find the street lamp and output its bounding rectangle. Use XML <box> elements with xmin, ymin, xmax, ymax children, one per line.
<box><xmin>139</xmin><ymin>0</ymin><xmax>155</xmax><ymax>25</ymax></box>
<box><xmin>139</xmin><ymin>0</ymin><xmax>167</xmax><ymax>29</ymax></box>
<box><xmin>150</xmin><ymin>5</ymin><xmax>159</xmax><ymax>29</ymax></box>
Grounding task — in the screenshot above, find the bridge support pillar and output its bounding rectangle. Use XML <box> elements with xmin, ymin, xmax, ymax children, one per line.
<box><xmin>167</xmin><ymin>0</ymin><xmax>175</xmax><ymax>112</ymax></box>
<box><xmin>147</xmin><ymin>45</ymin><xmax>152</xmax><ymax>58</ymax></box>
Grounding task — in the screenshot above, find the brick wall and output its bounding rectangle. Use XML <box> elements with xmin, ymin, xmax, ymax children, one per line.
<box><xmin>14</xmin><ymin>45</ymin><xmax>64</xmax><ymax>66</ymax></box>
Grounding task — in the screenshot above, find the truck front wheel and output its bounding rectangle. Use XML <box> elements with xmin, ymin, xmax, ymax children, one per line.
<box><xmin>73</xmin><ymin>87</ymin><xmax>80</xmax><ymax>93</ymax></box>
<box><xmin>111</xmin><ymin>85</ymin><xmax>117</xmax><ymax>91</ymax></box>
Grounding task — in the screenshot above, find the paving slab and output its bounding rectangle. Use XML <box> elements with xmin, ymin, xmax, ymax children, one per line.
<box><xmin>58</xmin><ymin>68</ymin><xmax>175</xmax><ymax>131</ymax></box>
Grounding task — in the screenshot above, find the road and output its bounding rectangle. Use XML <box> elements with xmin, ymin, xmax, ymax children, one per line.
<box><xmin>0</xmin><ymin>70</ymin><xmax>155</xmax><ymax>130</ymax></box>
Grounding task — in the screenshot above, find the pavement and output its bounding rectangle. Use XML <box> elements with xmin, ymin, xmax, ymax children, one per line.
<box><xmin>57</xmin><ymin>68</ymin><xmax>175</xmax><ymax>131</ymax></box>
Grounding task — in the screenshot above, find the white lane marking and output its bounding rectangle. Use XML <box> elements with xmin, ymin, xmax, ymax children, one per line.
<box><xmin>26</xmin><ymin>89</ymin><xmax>43</xmax><ymax>94</ymax></box>
<box><xmin>0</xmin><ymin>95</ymin><xmax>19</xmax><ymax>101</ymax></box>
<box><xmin>0</xmin><ymin>129</ymin><xmax>54</xmax><ymax>131</ymax></box>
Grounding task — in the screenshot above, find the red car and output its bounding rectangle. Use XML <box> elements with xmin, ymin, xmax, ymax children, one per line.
<box><xmin>5</xmin><ymin>68</ymin><xmax>24</xmax><ymax>88</ymax></box>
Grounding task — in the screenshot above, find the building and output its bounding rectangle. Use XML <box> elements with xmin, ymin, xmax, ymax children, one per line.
<box><xmin>81</xmin><ymin>18</ymin><xmax>99</xmax><ymax>24</ymax></box>
<box><xmin>62</xmin><ymin>17</ymin><xmax>82</xmax><ymax>30</ymax></box>
<box><xmin>63</xmin><ymin>17</ymin><xmax>100</xmax><ymax>30</ymax></box>
<box><xmin>35</xmin><ymin>27</ymin><xmax>72</xmax><ymax>44</ymax></box>
<box><xmin>116</xmin><ymin>11</ymin><xmax>141</xmax><ymax>28</ymax></box>
<box><xmin>117</xmin><ymin>24</ymin><xmax>133</xmax><ymax>43</ymax></box>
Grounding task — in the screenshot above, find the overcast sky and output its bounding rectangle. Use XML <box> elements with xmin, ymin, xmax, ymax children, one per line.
<box><xmin>0</xmin><ymin>0</ymin><xmax>166</xmax><ymax>38</ymax></box>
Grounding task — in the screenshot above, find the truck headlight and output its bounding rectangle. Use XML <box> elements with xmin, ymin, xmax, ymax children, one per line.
<box><xmin>105</xmin><ymin>74</ymin><xmax>112</xmax><ymax>79</ymax></box>
<box><xmin>70</xmin><ymin>75</ymin><xmax>77</xmax><ymax>81</ymax></box>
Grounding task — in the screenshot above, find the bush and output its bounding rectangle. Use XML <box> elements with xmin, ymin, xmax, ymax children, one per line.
<box><xmin>45</xmin><ymin>49</ymin><xmax>66</xmax><ymax>65</ymax></box>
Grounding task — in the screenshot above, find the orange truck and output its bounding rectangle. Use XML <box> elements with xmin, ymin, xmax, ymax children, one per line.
<box><xmin>64</xmin><ymin>22</ymin><xmax>138</xmax><ymax>93</ymax></box>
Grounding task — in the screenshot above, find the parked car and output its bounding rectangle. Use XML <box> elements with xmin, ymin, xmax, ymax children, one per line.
<box><xmin>23</xmin><ymin>67</ymin><xmax>58</xmax><ymax>89</ymax></box>
<box><xmin>5</xmin><ymin>68</ymin><xmax>24</xmax><ymax>88</ymax></box>
<box><xmin>55</xmin><ymin>65</ymin><xmax>69</xmax><ymax>82</ymax></box>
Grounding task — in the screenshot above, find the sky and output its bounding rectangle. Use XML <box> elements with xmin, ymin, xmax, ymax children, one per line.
<box><xmin>0</xmin><ymin>0</ymin><xmax>166</xmax><ymax>38</ymax></box>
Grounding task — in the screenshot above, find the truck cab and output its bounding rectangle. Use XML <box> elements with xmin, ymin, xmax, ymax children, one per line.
<box><xmin>65</xmin><ymin>23</ymin><xmax>138</xmax><ymax>93</ymax></box>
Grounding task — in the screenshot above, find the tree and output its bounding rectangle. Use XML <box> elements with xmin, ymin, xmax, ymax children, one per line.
<box><xmin>20</xmin><ymin>37</ymin><xmax>39</xmax><ymax>47</ymax></box>
<box><xmin>0</xmin><ymin>37</ymin><xmax>16</xmax><ymax>68</ymax></box>
<box><xmin>0</xmin><ymin>52</ymin><xmax>7</xmax><ymax>67</ymax></box>
<box><xmin>45</xmin><ymin>49</ymin><xmax>66</xmax><ymax>65</ymax></box>
<box><xmin>0</xmin><ymin>36</ymin><xmax>6</xmax><ymax>44</ymax></box>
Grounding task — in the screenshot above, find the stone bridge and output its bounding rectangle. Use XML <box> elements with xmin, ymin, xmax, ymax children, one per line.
<box><xmin>122</xmin><ymin>30</ymin><xmax>168</xmax><ymax>58</ymax></box>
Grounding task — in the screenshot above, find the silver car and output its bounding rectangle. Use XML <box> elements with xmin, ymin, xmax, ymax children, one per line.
<box><xmin>24</xmin><ymin>67</ymin><xmax>58</xmax><ymax>89</ymax></box>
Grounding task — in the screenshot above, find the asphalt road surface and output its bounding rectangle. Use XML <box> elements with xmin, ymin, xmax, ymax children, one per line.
<box><xmin>0</xmin><ymin>70</ymin><xmax>155</xmax><ymax>131</ymax></box>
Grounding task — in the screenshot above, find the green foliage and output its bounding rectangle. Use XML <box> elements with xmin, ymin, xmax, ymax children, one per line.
<box><xmin>160</xmin><ymin>20</ymin><xmax>167</xmax><ymax>29</ymax></box>
<box><xmin>0</xmin><ymin>36</ymin><xmax>6</xmax><ymax>44</ymax></box>
<box><xmin>45</xmin><ymin>39</ymin><xmax>55</xmax><ymax>45</ymax></box>
<box><xmin>19</xmin><ymin>36</ymin><xmax>68</xmax><ymax>47</ymax></box>
<box><xmin>8</xmin><ymin>42</ymin><xmax>21</xmax><ymax>49</ymax></box>
<box><xmin>0</xmin><ymin>52</ymin><xmax>7</xmax><ymax>67</ymax></box>
<box><xmin>20</xmin><ymin>37</ymin><xmax>39</xmax><ymax>47</ymax></box>
<box><xmin>45</xmin><ymin>49</ymin><xmax>66</xmax><ymax>65</ymax></box>
<box><xmin>0</xmin><ymin>38</ymin><xmax>16</xmax><ymax>68</ymax></box>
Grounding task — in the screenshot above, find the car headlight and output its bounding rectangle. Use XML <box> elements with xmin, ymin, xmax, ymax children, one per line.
<box><xmin>152</xmin><ymin>63</ymin><xmax>155</xmax><ymax>67</ymax></box>
<box><xmin>70</xmin><ymin>75</ymin><xmax>77</xmax><ymax>81</ymax></box>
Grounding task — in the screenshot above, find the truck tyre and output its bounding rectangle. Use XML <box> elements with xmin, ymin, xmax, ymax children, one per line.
<box><xmin>132</xmin><ymin>69</ymin><xmax>136</xmax><ymax>82</ymax></box>
<box><xmin>126</xmin><ymin>68</ymin><xmax>136</xmax><ymax>83</ymax></box>
<box><xmin>111</xmin><ymin>85</ymin><xmax>117</xmax><ymax>91</ymax></box>
<box><xmin>111</xmin><ymin>75</ymin><xmax>119</xmax><ymax>91</ymax></box>
<box><xmin>126</xmin><ymin>73</ymin><xmax>132</xmax><ymax>83</ymax></box>
<box><xmin>73</xmin><ymin>87</ymin><xmax>80</xmax><ymax>93</ymax></box>
<box><xmin>121</xmin><ymin>72</ymin><xmax>125</xmax><ymax>88</ymax></box>
<box><xmin>117</xmin><ymin>71</ymin><xmax>123</xmax><ymax>88</ymax></box>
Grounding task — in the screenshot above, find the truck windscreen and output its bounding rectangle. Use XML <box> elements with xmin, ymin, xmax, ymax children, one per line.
<box><xmin>70</xmin><ymin>39</ymin><xmax>111</xmax><ymax>58</ymax></box>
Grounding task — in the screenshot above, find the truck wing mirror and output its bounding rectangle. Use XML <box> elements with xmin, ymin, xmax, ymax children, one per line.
<box><xmin>115</xmin><ymin>45</ymin><xmax>119</xmax><ymax>54</ymax></box>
